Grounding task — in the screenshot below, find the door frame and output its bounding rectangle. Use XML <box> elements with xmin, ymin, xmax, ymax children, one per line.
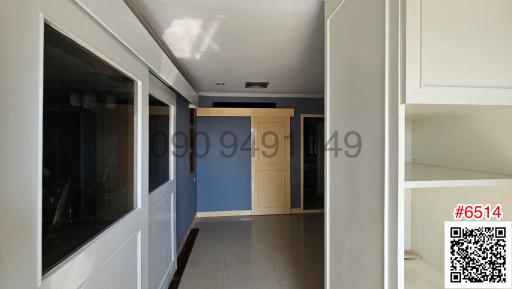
<box><xmin>300</xmin><ymin>114</ymin><xmax>325</xmax><ymax>213</ymax></box>
<box><xmin>196</xmin><ymin>108</ymin><xmax>294</xmax><ymax>215</ymax></box>
<box><xmin>148</xmin><ymin>74</ymin><xmax>177</xmax><ymax>289</ymax></box>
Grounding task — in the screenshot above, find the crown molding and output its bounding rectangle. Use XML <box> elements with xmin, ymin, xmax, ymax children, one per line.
<box><xmin>123</xmin><ymin>0</ymin><xmax>197</xmax><ymax>89</ymax></box>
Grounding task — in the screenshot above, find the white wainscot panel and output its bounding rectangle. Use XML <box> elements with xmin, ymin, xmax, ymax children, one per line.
<box><xmin>80</xmin><ymin>233</ymin><xmax>140</xmax><ymax>289</ymax></box>
<box><xmin>149</xmin><ymin>195</ymin><xmax>174</xmax><ymax>289</ymax></box>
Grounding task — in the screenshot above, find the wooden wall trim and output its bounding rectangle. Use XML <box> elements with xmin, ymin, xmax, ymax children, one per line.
<box><xmin>149</xmin><ymin>106</ymin><xmax>170</xmax><ymax>116</ymax></box>
<box><xmin>196</xmin><ymin>108</ymin><xmax>294</xmax><ymax>117</ymax></box>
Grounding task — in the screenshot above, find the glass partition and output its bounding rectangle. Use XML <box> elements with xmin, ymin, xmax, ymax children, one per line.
<box><xmin>149</xmin><ymin>96</ymin><xmax>170</xmax><ymax>192</ymax></box>
<box><xmin>42</xmin><ymin>24</ymin><xmax>135</xmax><ymax>273</ymax></box>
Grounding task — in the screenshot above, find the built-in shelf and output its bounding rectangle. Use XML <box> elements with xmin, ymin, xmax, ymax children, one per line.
<box><xmin>405</xmin><ymin>163</ymin><xmax>512</xmax><ymax>189</ymax></box>
<box><xmin>405</xmin><ymin>104</ymin><xmax>512</xmax><ymax>120</ymax></box>
<box><xmin>404</xmin><ymin>250</ymin><xmax>421</xmax><ymax>260</ymax></box>
<box><xmin>405</xmin><ymin>259</ymin><xmax>443</xmax><ymax>289</ymax></box>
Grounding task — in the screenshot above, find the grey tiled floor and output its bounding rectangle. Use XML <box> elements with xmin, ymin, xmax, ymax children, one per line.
<box><xmin>179</xmin><ymin>214</ymin><xmax>324</xmax><ymax>289</ymax></box>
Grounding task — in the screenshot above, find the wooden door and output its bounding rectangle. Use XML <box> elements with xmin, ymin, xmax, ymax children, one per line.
<box><xmin>251</xmin><ymin>116</ymin><xmax>291</xmax><ymax>215</ymax></box>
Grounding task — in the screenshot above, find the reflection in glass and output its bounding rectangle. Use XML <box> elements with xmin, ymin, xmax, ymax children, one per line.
<box><xmin>43</xmin><ymin>24</ymin><xmax>135</xmax><ymax>273</ymax></box>
<box><xmin>149</xmin><ymin>96</ymin><xmax>170</xmax><ymax>192</ymax></box>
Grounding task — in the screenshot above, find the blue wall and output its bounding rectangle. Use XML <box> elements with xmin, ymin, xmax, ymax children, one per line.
<box><xmin>198</xmin><ymin>95</ymin><xmax>324</xmax><ymax>209</ymax></box>
<box><xmin>196</xmin><ymin>117</ymin><xmax>252</xmax><ymax>212</ymax></box>
<box><xmin>176</xmin><ymin>96</ymin><xmax>197</xmax><ymax>244</ymax></box>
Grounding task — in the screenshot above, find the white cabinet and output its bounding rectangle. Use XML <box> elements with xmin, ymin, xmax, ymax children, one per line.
<box><xmin>402</xmin><ymin>105</ymin><xmax>512</xmax><ymax>288</ymax></box>
<box><xmin>325</xmin><ymin>0</ymin><xmax>399</xmax><ymax>288</ymax></box>
<box><xmin>406</xmin><ymin>0</ymin><xmax>512</xmax><ymax>105</ymax></box>
<box><xmin>326</xmin><ymin>0</ymin><xmax>512</xmax><ymax>289</ymax></box>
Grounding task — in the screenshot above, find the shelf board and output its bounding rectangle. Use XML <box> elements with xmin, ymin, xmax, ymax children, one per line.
<box><xmin>405</xmin><ymin>258</ymin><xmax>443</xmax><ymax>289</ymax></box>
<box><xmin>405</xmin><ymin>163</ymin><xmax>512</xmax><ymax>188</ymax></box>
<box><xmin>405</xmin><ymin>104</ymin><xmax>512</xmax><ymax>120</ymax></box>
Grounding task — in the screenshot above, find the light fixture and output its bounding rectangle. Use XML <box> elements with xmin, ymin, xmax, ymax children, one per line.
<box><xmin>69</xmin><ymin>91</ymin><xmax>82</xmax><ymax>107</ymax></box>
<box><xmin>105</xmin><ymin>95</ymin><xmax>117</xmax><ymax>109</ymax></box>
<box><xmin>82</xmin><ymin>91</ymin><xmax>97</xmax><ymax>109</ymax></box>
<box><xmin>245</xmin><ymin>81</ymin><xmax>269</xmax><ymax>89</ymax></box>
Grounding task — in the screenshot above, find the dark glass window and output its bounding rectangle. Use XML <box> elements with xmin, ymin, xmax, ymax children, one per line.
<box><xmin>43</xmin><ymin>24</ymin><xmax>135</xmax><ymax>273</ymax></box>
<box><xmin>149</xmin><ymin>96</ymin><xmax>170</xmax><ymax>192</ymax></box>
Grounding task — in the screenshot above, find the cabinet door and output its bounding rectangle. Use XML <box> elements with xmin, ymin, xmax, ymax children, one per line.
<box><xmin>325</xmin><ymin>0</ymin><xmax>399</xmax><ymax>288</ymax></box>
<box><xmin>406</xmin><ymin>0</ymin><xmax>512</xmax><ymax>105</ymax></box>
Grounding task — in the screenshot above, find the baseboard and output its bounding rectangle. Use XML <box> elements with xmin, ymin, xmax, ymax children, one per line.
<box><xmin>177</xmin><ymin>213</ymin><xmax>198</xmax><ymax>255</ymax></box>
<box><xmin>196</xmin><ymin>209</ymin><xmax>321</xmax><ymax>217</ymax></box>
<box><xmin>196</xmin><ymin>210</ymin><xmax>252</xmax><ymax>218</ymax></box>
<box><xmin>157</xmin><ymin>260</ymin><xmax>175</xmax><ymax>289</ymax></box>
<box><xmin>169</xmin><ymin>229</ymin><xmax>199</xmax><ymax>289</ymax></box>
<box><xmin>302</xmin><ymin>209</ymin><xmax>324</xmax><ymax>213</ymax></box>
<box><xmin>291</xmin><ymin>208</ymin><xmax>324</xmax><ymax>214</ymax></box>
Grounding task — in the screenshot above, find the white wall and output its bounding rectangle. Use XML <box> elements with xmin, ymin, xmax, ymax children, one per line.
<box><xmin>0</xmin><ymin>1</ymin><xmax>42</xmax><ymax>288</ymax></box>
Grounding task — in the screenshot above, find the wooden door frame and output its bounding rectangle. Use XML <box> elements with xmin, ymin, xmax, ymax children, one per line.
<box><xmin>300</xmin><ymin>114</ymin><xmax>325</xmax><ymax>213</ymax></box>
<box><xmin>196</xmin><ymin>107</ymin><xmax>294</xmax><ymax>117</ymax></box>
<box><xmin>196</xmin><ymin>108</ymin><xmax>294</xmax><ymax>215</ymax></box>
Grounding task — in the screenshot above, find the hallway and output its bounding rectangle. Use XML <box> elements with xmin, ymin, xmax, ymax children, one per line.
<box><xmin>179</xmin><ymin>214</ymin><xmax>324</xmax><ymax>289</ymax></box>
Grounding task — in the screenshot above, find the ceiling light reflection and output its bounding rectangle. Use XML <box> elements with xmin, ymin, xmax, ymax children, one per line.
<box><xmin>163</xmin><ymin>18</ymin><xmax>203</xmax><ymax>59</ymax></box>
<box><xmin>162</xmin><ymin>15</ymin><xmax>224</xmax><ymax>60</ymax></box>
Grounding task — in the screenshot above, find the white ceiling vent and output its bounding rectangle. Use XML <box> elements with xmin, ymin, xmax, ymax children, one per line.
<box><xmin>245</xmin><ymin>81</ymin><xmax>269</xmax><ymax>89</ymax></box>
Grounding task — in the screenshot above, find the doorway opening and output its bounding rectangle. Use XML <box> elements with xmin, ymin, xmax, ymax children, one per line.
<box><xmin>301</xmin><ymin>115</ymin><xmax>325</xmax><ymax>211</ymax></box>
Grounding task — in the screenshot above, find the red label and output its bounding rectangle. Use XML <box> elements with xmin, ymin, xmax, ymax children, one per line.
<box><xmin>453</xmin><ymin>204</ymin><xmax>503</xmax><ymax>221</ymax></box>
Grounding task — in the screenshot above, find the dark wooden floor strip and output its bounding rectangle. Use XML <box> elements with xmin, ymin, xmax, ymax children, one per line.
<box><xmin>168</xmin><ymin>228</ymin><xmax>199</xmax><ymax>289</ymax></box>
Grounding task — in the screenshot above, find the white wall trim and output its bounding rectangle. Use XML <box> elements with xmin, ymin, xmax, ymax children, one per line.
<box><xmin>157</xmin><ymin>259</ymin><xmax>175</xmax><ymax>289</ymax></box>
<box><xmin>198</xmin><ymin>92</ymin><xmax>324</xmax><ymax>99</ymax></box>
<box><xmin>196</xmin><ymin>210</ymin><xmax>252</xmax><ymax>218</ymax></box>
<box><xmin>73</xmin><ymin>0</ymin><xmax>198</xmax><ymax>104</ymax></box>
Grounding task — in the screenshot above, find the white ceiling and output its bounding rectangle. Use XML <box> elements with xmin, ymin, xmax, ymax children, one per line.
<box><xmin>135</xmin><ymin>0</ymin><xmax>325</xmax><ymax>96</ymax></box>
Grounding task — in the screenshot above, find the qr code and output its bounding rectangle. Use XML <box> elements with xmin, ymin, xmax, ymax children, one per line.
<box><xmin>445</xmin><ymin>222</ymin><xmax>512</xmax><ymax>288</ymax></box>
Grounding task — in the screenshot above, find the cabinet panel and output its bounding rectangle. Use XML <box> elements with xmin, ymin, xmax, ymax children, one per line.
<box><xmin>406</xmin><ymin>0</ymin><xmax>512</xmax><ymax>104</ymax></box>
<box><xmin>325</xmin><ymin>0</ymin><xmax>397</xmax><ymax>287</ymax></box>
